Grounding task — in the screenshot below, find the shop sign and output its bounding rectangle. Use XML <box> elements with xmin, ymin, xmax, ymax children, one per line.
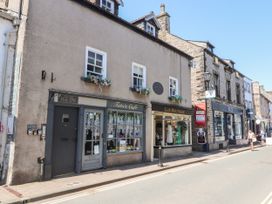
<box><xmin>107</xmin><ymin>101</ymin><xmax>144</xmax><ymax>112</ymax></box>
<box><xmin>195</xmin><ymin>103</ymin><xmax>206</xmax><ymax>127</ymax></box>
<box><xmin>212</xmin><ymin>101</ymin><xmax>243</xmax><ymax>115</ymax></box>
<box><xmin>152</xmin><ymin>102</ymin><xmax>194</xmax><ymax>115</ymax></box>
<box><xmin>53</xmin><ymin>93</ymin><xmax>78</xmax><ymax>104</ymax></box>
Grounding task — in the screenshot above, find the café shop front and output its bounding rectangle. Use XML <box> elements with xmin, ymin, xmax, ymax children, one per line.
<box><xmin>44</xmin><ymin>91</ymin><xmax>146</xmax><ymax>180</ymax></box>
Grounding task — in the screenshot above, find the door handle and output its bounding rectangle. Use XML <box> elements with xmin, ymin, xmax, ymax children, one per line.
<box><xmin>61</xmin><ymin>137</ymin><xmax>69</xmax><ymax>141</ymax></box>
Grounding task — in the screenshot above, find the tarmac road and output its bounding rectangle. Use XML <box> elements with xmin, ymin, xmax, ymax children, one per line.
<box><xmin>37</xmin><ymin>146</ymin><xmax>272</xmax><ymax>204</ymax></box>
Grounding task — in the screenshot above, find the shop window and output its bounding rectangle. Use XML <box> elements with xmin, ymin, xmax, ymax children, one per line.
<box><xmin>85</xmin><ymin>47</ymin><xmax>107</xmax><ymax>79</ymax></box>
<box><xmin>214</xmin><ymin>111</ymin><xmax>224</xmax><ymax>138</ymax></box>
<box><xmin>169</xmin><ymin>77</ymin><xmax>179</xmax><ymax>97</ymax></box>
<box><xmin>234</xmin><ymin>114</ymin><xmax>242</xmax><ymax>139</ymax></box>
<box><xmin>100</xmin><ymin>0</ymin><xmax>115</xmax><ymax>14</ymax></box>
<box><xmin>155</xmin><ymin>115</ymin><xmax>191</xmax><ymax>147</ymax></box>
<box><xmin>107</xmin><ymin>110</ymin><xmax>143</xmax><ymax>153</ymax></box>
<box><xmin>132</xmin><ymin>62</ymin><xmax>146</xmax><ymax>89</ymax></box>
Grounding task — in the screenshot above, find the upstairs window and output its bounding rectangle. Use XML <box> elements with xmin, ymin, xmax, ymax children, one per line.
<box><xmin>226</xmin><ymin>80</ymin><xmax>231</xmax><ymax>101</ymax></box>
<box><xmin>146</xmin><ymin>22</ymin><xmax>156</xmax><ymax>36</ymax></box>
<box><xmin>213</xmin><ymin>73</ymin><xmax>220</xmax><ymax>97</ymax></box>
<box><xmin>100</xmin><ymin>0</ymin><xmax>115</xmax><ymax>14</ymax></box>
<box><xmin>132</xmin><ymin>63</ymin><xmax>146</xmax><ymax>89</ymax></box>
<box><xmin>169</xmin><ymin>77</ymin><xmax>179</xmax><ymax>97</ymax></box>
<box><xmin>86</xmin><ymin>47</ymin><xmax>107</xmax><ymax>78</ymax></box>
<box><xmin>236</xmin><ymin>83</ymin><xmax>241</xmax><ymax>104</ymax></box>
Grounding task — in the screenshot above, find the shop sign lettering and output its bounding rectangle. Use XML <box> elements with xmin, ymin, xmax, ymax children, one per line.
<box><xmin>108</xmin><ymin>101</ymin><xmax>143</xmax><ymax>112</ymax></box>
<box><xmin>164</xmin><ymin>107</ymin><xmax>186</xmax><ymax>114</ymax></box>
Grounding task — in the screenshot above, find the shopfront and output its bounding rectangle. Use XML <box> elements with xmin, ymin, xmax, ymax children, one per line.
<box><xmin>44</xmin><ymin>91</ymin><xmax>145</xmax><ymax>180</ymax></box>
<box><xmin>212</xmin><ymin>101</ymin><xmax>244</xmax><ymax>146</ymax></box>
<box><xmin>152</xmin><ymin>102</ymin><xmax>193</xmax><ymax>159</ymax></box>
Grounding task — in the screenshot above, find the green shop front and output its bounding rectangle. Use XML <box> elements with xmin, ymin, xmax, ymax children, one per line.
<box><xmin>152</xmin><ymin>102</ymin><xmax>194</xmax><ymax>159</ymax></box>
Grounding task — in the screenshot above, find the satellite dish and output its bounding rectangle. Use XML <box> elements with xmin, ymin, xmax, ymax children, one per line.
<box><xmin>256</xmin><ymin>119</ymin><xmax>261</xmax><ymax>125</ymax></box>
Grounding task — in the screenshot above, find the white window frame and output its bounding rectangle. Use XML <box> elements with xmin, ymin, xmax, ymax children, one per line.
<box><xmin>169</xmin><ymin>76</ymin><xmax>179</xmax><ymax>97</ymax></box>
<box><xmin>131</xmin><ymin>62</ymin><xmax>146</xmax><ymax>89</ymax></box>
<box><xmin>100</xmin><ymin>0</ymin><xmax>115</xmax><ymax>14</ymax></box>
<box><xmin>85</xmin><ymin>46</ymin><xmax>107</xmax><ymax>79</ymax></box>
<box><xmin>146</xmin><ymin>22</ymin><xmax>156</xmax><ymax>36</ymax></box>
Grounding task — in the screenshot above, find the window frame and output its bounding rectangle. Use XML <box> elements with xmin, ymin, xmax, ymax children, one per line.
<box><xmin>100</xmin><ymin>0</ymin><xmax>115</xmax><ymax>14</ymax></box>
<box><xmin>85</xmin><ymin>46</ymin><xmax>107</xmax><ymax>79</ymax></box>
<box><xmin>131</xmin><ymin>62</ymin><xmax>147</xmax><ymax>89</ymax></box>
<box><xmin>236</xmin><ymin>83</ymin><xmax>241</xmax><ymax>104</ymax></box>
<box><xmin>213</xmin><ymin>73</ymin><xmax>220</xmax><ymax>97</ymax></box>
<box><xmin>226</xmin><ymin>80</ymin><xmax>231</xmax><ymax>101</ymax></box>
<box><xmin>169</xmin><ymin>76</ymin><xmax>179</xmax><ymax>97</ymax></box>
<box><xmin>146</xmin><ymin>22</ymin><xmax>156</xmax><ymax>36</ymax></box>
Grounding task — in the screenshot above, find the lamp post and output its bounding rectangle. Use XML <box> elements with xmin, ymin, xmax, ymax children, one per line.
<box><xmin>203</xmin><ymin>71</ymin><xmax>213</xmax><ymax>152</ymax></box>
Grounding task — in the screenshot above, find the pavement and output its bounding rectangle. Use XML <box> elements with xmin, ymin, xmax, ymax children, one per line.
<box><xmin>0</xmin><ymin>144</ymin><xmax>265</xmax><ymax>204</ymax></box>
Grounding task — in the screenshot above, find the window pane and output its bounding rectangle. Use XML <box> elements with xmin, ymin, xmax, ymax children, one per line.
<box><xmin>96</xmin><ymin>60</ymin><xmax>102</xmax><ymax>67</ymax></box>
<box><xmin>88</xmin><ymin>58</ymin><xmax>95</xmax><ymax>64</ymax></box>
<box><xmin>88</xmin><ymin>51</ymin><xmax>95</xmax><ymax>59</ymax></box>
<box><xmin>95</xmin><ymin>66</ymin><xmax>102</xmax><ymax>73</ymax></box>
<box><xmin>96</xmin><ymin>54</ymin><xmax>103</xmax><ymax>61</ymax></box>
<box><xmin>87</xmin><ymin>65</ymin><xmax>94</xmax><ymax>72</ymax></box>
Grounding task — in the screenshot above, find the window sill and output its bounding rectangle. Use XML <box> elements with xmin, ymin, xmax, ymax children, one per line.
<box><xmin>81</xmin><ymin>76</ymin><xmax>111</xmax><ymax>87</ymax></box>
<box><xmin>130</xmin><ymin>87</ymin><xmax>150</xmax><ymax>96</ymax></box>
<box><xmin>168</xmin><ymin>95</ymin><xmax>182</xmax><ymax>103</ymax></box>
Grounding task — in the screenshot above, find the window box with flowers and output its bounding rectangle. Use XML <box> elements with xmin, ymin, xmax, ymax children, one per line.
<box><xmin>130</xmin><ymin>86</ymin><xmax>150</xmax><ymax>96</ymax></box>
<box><xmin>81</xmin><ymin>75</ymin><xmax>111</xmax><ymax>87</ymax></box>
<box><xmin>168</xmin><ymin>95</ymin><xmax>182</xmax><ymax>103</ymax></box>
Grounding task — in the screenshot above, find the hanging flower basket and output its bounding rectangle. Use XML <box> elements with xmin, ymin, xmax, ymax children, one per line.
<box><xmin>81</xmin><ymin>75</ymin><xmax>111</xmax><ymax>87</ymax></box>
<box><xmin>168</xmin><ymin>95</ymin><xmax>182</xmax><ymax>103</ymax></box>
<box><xmin>130</xmin><ymin>86</ymin><xmax>150</xmax><ymax>96</ymax></box>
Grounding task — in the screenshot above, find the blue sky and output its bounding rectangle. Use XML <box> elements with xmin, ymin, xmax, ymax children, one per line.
<box><xmin>120</xmin><ymin>0</ymin><xmax>272</xmax><ymax>90</ymax></box>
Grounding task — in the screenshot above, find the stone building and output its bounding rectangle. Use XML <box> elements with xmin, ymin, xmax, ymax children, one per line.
<box><xmin>0</xmin><ymin>0</ymin><xmax>29</xmax><ymax>184</ymax></box>
<box><xmin>155</xmin><ymin>4</ymin><xmax>247</xmax><ymax>151</ymax></box>
<box><xmin>252</xmin><ymin>82</ymin><xmax>272</xmax><ymax>137</ymax></box>
<box><xmin>6</xmin><ymin>0</ymin><xmax>193</xmax><ymax>184</ymax></box>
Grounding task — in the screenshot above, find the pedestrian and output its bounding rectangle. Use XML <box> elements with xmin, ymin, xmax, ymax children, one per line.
<box><xmin>248</xmin><ymin>130</ymin><xmax>255</xmax><ymax>151</ymax></box>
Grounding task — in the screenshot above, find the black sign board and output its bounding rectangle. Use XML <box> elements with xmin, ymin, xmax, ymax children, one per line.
<box><xmin>151</xmin><ymin>102</ymin><xmax>194</xmax><ymax>115</ymax></box>
<box><xmin>212</xmin><ymin>101</ymin><xmax>243</xmax><ymax>115</ymax></box>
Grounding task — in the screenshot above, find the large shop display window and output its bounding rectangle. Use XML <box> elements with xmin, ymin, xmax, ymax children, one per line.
<box><xmin>155</xmin><ymin>115</ymin><xmax>191</xmax><ymax>147</ymax></box>
<box><xmin>107</xmin><ymin>110</ymin><xmax>143</xmax><ymax>153</ymax></box>
<box><xmin>234</xmin><ymin>114</ymin><xmax>242</xmax><ymax>139</ymax></box>
<box><xmin>214</xmin><ymin>111</ymin><xmax>225</xmax><ymax>141</ymax></box>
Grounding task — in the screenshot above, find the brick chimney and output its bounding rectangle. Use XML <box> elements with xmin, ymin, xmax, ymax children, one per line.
<box><xmin>157</xmin><ymin>4</ymin><xmax>170</xmax><ymax>33</ymax></box>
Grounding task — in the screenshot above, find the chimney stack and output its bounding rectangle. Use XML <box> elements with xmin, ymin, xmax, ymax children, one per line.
<box><xmin>157</xmin><ymin>3</ymin><xmax>170</xmax><ymax>33</ymax></box>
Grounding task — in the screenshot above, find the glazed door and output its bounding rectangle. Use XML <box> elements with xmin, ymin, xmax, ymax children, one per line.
<box><xmin>52</xmin><ymin>107</ymin><xmax>78</xmax><ymax>176</ymax></box>
<box><xmin>82</xmin><ymin>110</ymin><xmax>103</xmax><ymax>171</ymax></box>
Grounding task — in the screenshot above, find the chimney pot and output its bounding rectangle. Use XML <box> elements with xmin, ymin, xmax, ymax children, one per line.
<box><xmin>160</xmin><ymin>3</ymin><xmax>165</xmax><ymax>14</ymax></box>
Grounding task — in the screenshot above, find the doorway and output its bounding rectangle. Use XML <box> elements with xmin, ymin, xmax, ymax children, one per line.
<box><xmin>52</xmin><ymin>106</ymin><xmax>78</xmax><ymax>177</ymax></box>
<box><xmin>82</xmin><ymin>109</ymin><xmax>104</xmax><ymax>171</ymax></box>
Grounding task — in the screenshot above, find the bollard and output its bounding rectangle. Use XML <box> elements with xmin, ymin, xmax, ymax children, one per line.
<box><xmin>158</xmin><ymin>145</ymin><xmax>163</xmax><ymax>167</ymax></box>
